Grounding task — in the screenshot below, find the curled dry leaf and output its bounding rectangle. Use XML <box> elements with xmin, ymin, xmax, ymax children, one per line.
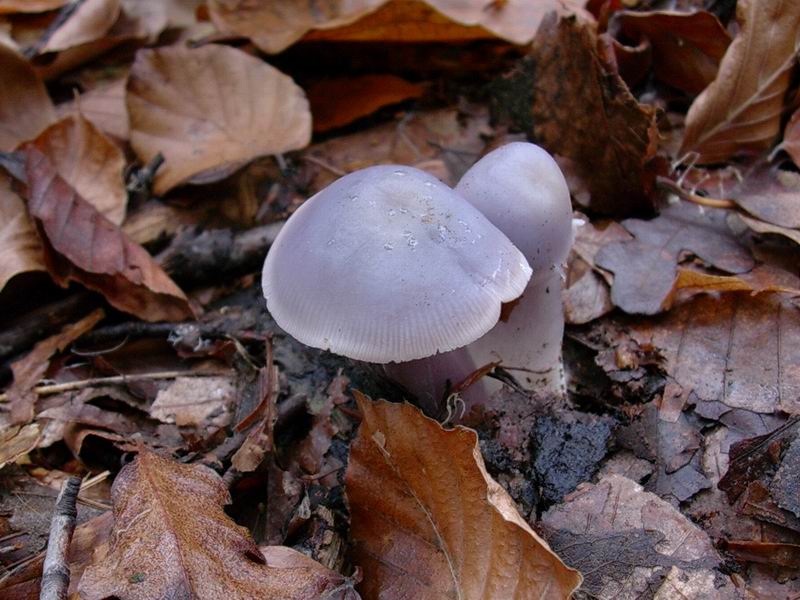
<box><xmin>346</xmin><ymin>392</ymin><xmax>582</xmax><ymax>599</ymax></box>
<box><xmin>0</xmin><ymin>173</ymin><xmax>45</xmax><ymax>292</ymax></box>
<box><xmin>679</xmin><ymin>0</ymin><xmax>800</xmax><ymax>164</ymax></box>
<box><xmin>41</xmin><ymin>0</ymin><xmax>121</xmax><ymax>53</ymax></box>
<box><xmin>308</xmin><ymin>74</ymin><xmax>424</xmax><ymax>133</ymax></box>
<box><xmin>127</xmin><ymin>44</ymin><xmax>312</xmax><ymax>195</ymax></box>
<box><xmin>0</xmin><ymin>43</ymin><xmax>56</xmax><ymax>151</ymax></box>
<box><xmin>208</xmin><ymin>0</ymin><xmax>385</xmax><ymax>53</ymax></box>
<box><xmin>23</xmin><ymin>145</ymin><xmax>193</xmax><ymax>321</ymax></box>
<box><xmin>32</xmin><ymin>112</ymin><xmax>127</xmax><ymax>224</ymax></box>
<box><xmin>78</xmin><ymin>448</ymin><xmax>358</xmax><ymax>599</ymax></box>
<box><xmin>617</xmin><ymin>10</ymin><xmax>731</xmax><ymax>96</ymax></box>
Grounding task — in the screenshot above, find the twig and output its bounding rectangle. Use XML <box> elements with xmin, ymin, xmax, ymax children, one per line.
<box><xmin>40</xmin><ymin>477</ymin><xmax>80</xmax><ymax>600</ymax></box>
<box><xmin>657</xmin><ymin>176</ymin><xmax>736</xmax><ymax>209</ymax></box>
<box><xmin>0</xmin><ymin>370</ymin><xmax>230</xmax><ymax>403</ymax></box>
<box><xmin>26</xmin><ymin>0</ymin><xmax>86</xmax><ymax>58</ymax></box>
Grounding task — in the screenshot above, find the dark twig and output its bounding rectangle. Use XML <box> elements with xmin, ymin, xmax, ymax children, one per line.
<box><xmin>40</xmin><ymin>477</ymin><xmax>80</xmax><ymax>600</ymax></box>
<box><xmin>126</xmin><ymin>153</ymin><xmax>165</xmax><ymax>204</ymax></box>
<box><xmin>25</xmin><ymin>0</ymin><xmax>86</xmax><ymax>58</ymax></box>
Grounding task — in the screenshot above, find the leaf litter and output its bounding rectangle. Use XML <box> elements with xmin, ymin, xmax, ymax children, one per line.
<box><xmin>2</xmin><ymin>0</ymin><xmax>800</xmax><ymax>598</ymax></box>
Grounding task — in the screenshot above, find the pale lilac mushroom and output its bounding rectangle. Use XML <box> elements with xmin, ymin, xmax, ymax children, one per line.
<box><xmin>261</xmin><ymin>164</ymin><xmax>531</xmax><ymax>413</ymax></box>
<box><xmin>455</xmin><ymin>142</ymin><xmax>574</xmax><ymax>396</ymax></box>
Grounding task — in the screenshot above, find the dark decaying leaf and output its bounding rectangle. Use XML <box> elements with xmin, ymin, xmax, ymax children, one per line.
<box><xmin>346</xmin><ymin>392</ymin><xmax>582</xmax><ymax>599</ymax></box>
<box><xmin>526</xmin><ymin>14</ymin><xmax>659</xmax><ymax>215</ymax></box>
<box><xmin>23</xmin><ymin>144</ymin><xmax>193</xmax><ymax>322</ymax></box>
<box><xmin>78</xmin><ymin>448</ymin><xmax>359</xmax><ymax>599</ymax></box>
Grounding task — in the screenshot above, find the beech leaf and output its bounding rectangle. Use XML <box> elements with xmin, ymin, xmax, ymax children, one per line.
<box><xmin>679</xmin><ymin>0</ymin><xmax>800</xmax><ymax>164</ymax></box>
<box><xmin>0</xmin><ymin>173</ymin><xmax>45</xmax><ymax>292</ymax></box>
<box><xmin>23</xmin><ymin>144</ymin><xmax>193</xmax><ymax>321</ymax></box>
<box><xmin>127</xmin><ymin>44</ymin><xmax>312</xmax><ymax>194</ymax></box>
<box><xmin>346</xmin><ymin>392</ymin><xmax>582</xmax><ymax>599</ymax></box>
<box><xmin>0</xmin><ymin>43</ymin><xmax>56</xmax><ymax>151</ymax></box>
<box><xmin>41</xmin><ymin>0</ymin><xmax>121</xmax><ymax>53</ymax></box>
<box><xmin>78</xmin><ymin>448</ymin><xmax>359</xmax><ymax>599</ymax></box>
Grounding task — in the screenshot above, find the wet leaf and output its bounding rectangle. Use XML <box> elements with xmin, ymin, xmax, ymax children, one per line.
<box><xmin>346</xmin><ymin>392</ymin><xmax>582</xmax><ymax>599</ymax></box>
<box><xmin>307</xmin><ymin>74</ymin><xmax>424</xmax><ymax>133</ymax></box>
<box><xmin>541</xmin><ymin>474</ymin><xmax>722</xmax><ymax>599</ymax></box>
<box><xmin>526</xmin><ymin>14</ymin><xmax>659</xmax><ymax>215</ymax></box>
<box><xmin>41</xmin><ymin>0</ymin><xmax>121</xmax><ymax>53</ymax></box>
<box><xmin>0</xmin><ymin>43</ymin><xmax>56</xmax><ymax>151</ymax></box>
<box><xmin>617</xmin><ymin>10</ymin><xmax>730</xmax><ymax>95</ymax></box>
<box><xmin>595</xmin><ymin>201</ymin><xmax>754</xmax><ymax>314</ymax></box>
<box><xmin>5</xmin><ymin>308</ymin><xmax>104</xmax><ymax>425</ymax></box>
<box><xmin>31</xmin><ymin>112</ymin><xmax>127</xmax><ymax>224</ymax></box>
<box><xmin>23</xmin><ymin>144</ymin><xmax>193</xmax><ymax>321</ymax></box>
<box><xmin>127</xmin><ymin>44</ymin><xmax>312</xmax><ymax>194</ymax></box>
<box><xmin>679</xmin><ymin>0</ymin><xmax>800</xmax><ymax>164</ymax></box>
<box><xmin>78</xmin><ymin>448</ymin><xmax>356</xmax><ymax>599</ymax></box>
<box><xmin>0</xmin><ymin>173</ymin><xmax>45</xmax><ymax>292</ymax></box>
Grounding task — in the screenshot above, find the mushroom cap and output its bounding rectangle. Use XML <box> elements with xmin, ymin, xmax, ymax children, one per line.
<box><xmin>262</xmin><ymin>165</ymin><xmax>532</xmax><ymax>363</ymax></box>
<box><xmin>455</xmin><ymin>142</ymin><xmax>573</xmax><ymax>275</ymax></box>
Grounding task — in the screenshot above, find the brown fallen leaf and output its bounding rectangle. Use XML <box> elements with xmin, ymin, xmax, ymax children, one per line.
<box><xmin>150</xmin><ymin>376</ymin><xmax>234</xmax><ymax>428</ymax></box>
<box><xmin>0</xmin><ymin>0</ymin><xmax>66</xmax><ymax>13</ymax></box>
<box><xmin>541</xmin><ymin>474</ymin><xmax>724</xmax><ymax>599</ymax></box>
<box><xmin>0</xmin><ymin>43</ymin><xmax>56</xmax><ymax>151</ymax></box>
<box><xmin>308</xmin><ymin>74</ymin><xmax>424</xmax><ymax>133</ymax></box>
<box><xmin>784</xmin><ymin>106</ymin><xmax>800</xmax><ymax>169</ymax></box>
<box><xmin>31</xmin><ymin>112</ymin><xmax>127</xmax><ymax>224</ymax></box>
<box><xmin>595</xmin><ymin>201</ymin><xmax>754</xmax><ymax>314</ymax></box>
<box><xmin>23</xmin><ymin>144</ymin><xmax>193</xmax><ymax>321</ymax></box>
<box><xmin>127</xmin><ymin>44</ymin><xmax>312</xmax><ymax>195</ymax></box>
<box><xmin>0</xmin><ymin>173</ymin><xmax>45</xmax><ymax>292</ymax></box>
<box><xmin>737</xmin><ymin>212</ymin><xmax>800</xmax><ymax>246</ymax></box>
<box><xmin>78</xmin><ymin>448</ymin><xmax>358</xmax><ymax>599</ymax></box>
<box><xmin>56</xmin><ymin>77</ymin><xmax>129</xmax><ymax>140</ymax></box>
<box><xmin>41</xmin><ymin>0</ymin><xmax>121</xmax><ymax>53</ymax></box>
<box><xmin>679</xmin><ymin>0</ymin><xmax>800</xmax><ymax>164</ymax></box>
<box><xmin>730</xmin><ymin>164</ymin><xmax>800</xmax><ymax>230</ymax></box>
<box><xmin>526</xmin><ymin>14</ymin><xmax>659</xmax><ymax>215</ymax></box>
<box><xmin>6</xmin><ymin>308</ymin><xmax>104</xmax><ymax>424</ymax></box>
<box><xmin>617</xmin><ymin>10</ymin><xmax>731</xmax><ymax>95</ymax></box>
<box><xmin>627</xmin><ymin>293</ymin><xmax>800</xmax><ymax>415</ymax></box>
<box><xmin>0</xmin><ymin>423</ymin><xmax>41</xmax><ymax>469</ymax></box>
<box><xmin>346</xmin><ymin>392</ymin><xmax>582</xmax><ymax>599</ymax></box>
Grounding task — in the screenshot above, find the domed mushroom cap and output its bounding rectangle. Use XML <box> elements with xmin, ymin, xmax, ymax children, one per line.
<box><xmin>455</xmin><ymin>142</ymin><xmax>572</xmax><ymax>274</ymax></box>
<box><xmin>262</xmin><ymin>165</ymin><xmax>532</xmax><ymax>363</ymax></box>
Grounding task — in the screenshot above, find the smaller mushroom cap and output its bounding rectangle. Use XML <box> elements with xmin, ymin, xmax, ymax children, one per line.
<box><xmin>262</xmin><ymin>165</ymin><xmax>531</xmax><ymax>363</ymax></box>
<box><xmin>455</xmin><ymin>142</ymin><xmax>573</xmax><ymax>274</ymax></box>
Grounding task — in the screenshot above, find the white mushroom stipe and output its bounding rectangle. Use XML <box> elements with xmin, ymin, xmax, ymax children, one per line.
<box><xmin>455</xmin><ymin>142</ymin><xmax>574</xmax><ymax>396</ymax></box>
<box><xmin>261</xmin><ymin>165</ymin><xmax>532</xmax><ymax>364</ymax></box>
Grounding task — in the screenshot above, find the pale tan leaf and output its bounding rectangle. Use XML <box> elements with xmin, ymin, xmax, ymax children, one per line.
<box><xmin>207</xmin><ymin>0</ymin><xmax>386</xmax><ymax>53</ymax></box>
<box><xmin>32</xmin><ymin>112</ymin><xmax>127</xmax><ymax>224</ymax></box>
<box><xmin>0</xmin><ymin>173</ymin><xmax>45</xmax><ymax>291</ymax></box>
<box><xmin>679</xmin><ymin>0</ymin><xmax>800</xmax><ymax>164</ymax></box>
<box><xmin>0</xmin><ymin>423</ymin><xmax>41</xmax><ymax>469</ymax></box>
<box><xmin>347</xmin><ymin>392</ymin><xmax>582</xmax><ymax>599</ymax></box>
<box><xmin>77</xmin><ymin>448</ymin><xmax>359</xmax><ymax>599</ymax></box>
<box><xmin>0</xmin><ymin>43</ymin><xmax>56</xmax><ymax>151</ymax></box>
<box><xmin>57</xmin><ymin>77</ymin><xmax>129</xmax><ymax>140</ymax></box>
<box><xmin>0</xmin><ymin>0</ymin><xmax>66</xmax><ymax>14</ymax></box>
<box><xmin>150</xmin><ymin>376</ymin><xmax>234</xmax><ymax>428</ymax></box>
<box><xmin>127</xmin><ymin>44</ymin><xmax>312</xmax><ymax>195</ymax></box>
<box><xmin>42</xmin><ymin>0</ymin><xmax>121</xmax><ymax>52</ymax></box>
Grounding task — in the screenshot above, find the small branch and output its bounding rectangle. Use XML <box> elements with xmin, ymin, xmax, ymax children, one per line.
<box><xmin>657</xmin><ymin>176</ymin><xmax>737</xmax><ymax>209</ymax></box>
<box><xmin>40</xmin><ymin>477</ymin><xmax>80</xmax><ymax>600</ymax></box>
<box><xmin>0</xmin><ymin>370</ymin><xmax>230</xmax><ymax>403</ymax></box>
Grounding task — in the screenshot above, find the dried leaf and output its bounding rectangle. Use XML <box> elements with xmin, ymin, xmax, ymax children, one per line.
<box><xmin>527</xmin><ymin>14</ymin><xmax>659</xmax><ymax>215</ymax></box>
<box><xmin>56</xmin><ymin>77</ymin><xmax>129</xmax><ymax>140</ymax></box>
<box><xmin>737</xmin><ymin>212</ymin><xmax>800</xmax><ymax>246</ymax></box>
<box><xmin>31</xmin><ymin>113</ymin><xmax>127</xmax><ymax>224</ymax></box>
<box><xmin>784</xmin><ymin>106</ymin><xmax>800</xmax><ymax>168</ymax></box>
<box><xmin>308</xmin><ymin>74</ymin><xmax>424</xmax><ymax>133</ymax></box>
<box><xmin>731</xmin><ymin>165</ymin><xmax>800</xmax><ymax>229</ymax></box>
<box><xmin>150</xmin><ymin>376</ymin><xmax>234</xmax><ymax>428</ymax></box>
<box><xmin>23</xmin><ymin>144</ymin><xmax>193</xmax><ymax>321</ymax></box>
<box><xmin>78</xmin><ymin>448</ymin><xmax>356</xmax><ymax>599</ymax></box>
<box><xmin>6</xmin><ymin>309</ymin><xmax>104</xmax><ymax>424</ymax></box>
<box><xmin>346</xmin><ymin>392</ymin><xmax>582</xmax><ymax>599</ymax></box>
<box><xmin>0</xmin><ymin>173</ymin><xmax>45</xmax><ymax>291</ymax></box>
<box><xmin>628</xmin><ymin>294</ymin><xmax>800</xmax><ymax>415</ymax></box>
<box><xmin>42</xmin><ymin>0</ymin><xmax>121</xmax><ymax>53</ymax></box>
<box><xmin>0</xmin><ymin>0</ymin><xmax>66</xmax><ymax>13</ymax></box>
<box><xmin>0</xmin><ymin>43</ymin><xmax>56</xmax><ymax>151</ymax></box>
<box><xmin>617</xmin><ymin>10</ymin><xmax>730</xmax><ymax>95</ymax></box>
<box><xmin>127</xmin><ymin>44</ymin><xmax>312</xmax><ymax>194</ymax></box>
<box><xmin>595</xmin><ymin>202</ymin><xmax>754</xmax><ymax>314</ymax></box>
<box><xmin>0</xmin><ymin>423</ymin><xmax>41</xmax><ymax>469</ymax></box>
<box><xmin>541</xmin><ymin>474</ymin><xmax>721</xmax><ymax>599</ymax></box>
<box><xmin>679</xmin><ymin>0</ymin><xmax>800</xmax><ymax>164</ymax></box>
<box><xmin>208</xmin><ymin>0</ymin><xmax>385</xmax><ymax>53</ymax></box>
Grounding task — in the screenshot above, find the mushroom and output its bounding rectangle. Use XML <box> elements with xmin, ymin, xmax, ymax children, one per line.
<box><xmin>455</xmin><ymin>142</ymin><xmax>574</xmax><ymax>396</ymax></box>
<box><xmin>261</xmin><ymin>164</ymin><xmax>531</xmax><ymax>414</ymax></box>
